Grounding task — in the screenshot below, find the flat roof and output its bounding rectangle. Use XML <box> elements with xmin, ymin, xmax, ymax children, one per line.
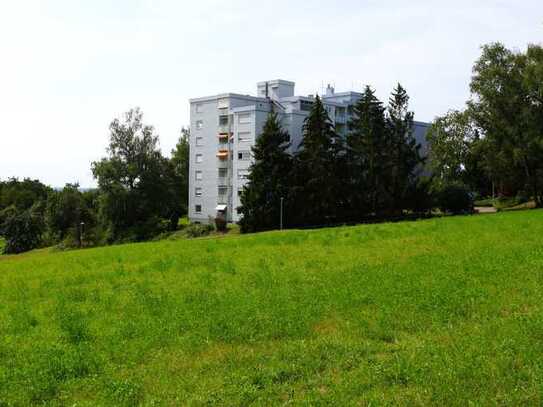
<box><xmin>189</xmin><ymin>93</ymin><xmax>268</xmax><ymax>104</ymax></box>
<box><xmin>256</xmin><ymin>79</ymin><xmax>295</xmax><ymax>87</ymax></box>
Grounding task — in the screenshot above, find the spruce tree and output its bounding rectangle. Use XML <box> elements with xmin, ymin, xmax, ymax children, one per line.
<box><xmin>346</xmin><ymin>86</ymin><xmax>388</xmax><ymax>217</ymax></box>
<box><xmin>292</xmin><ymin>95</ymin><xmax>344</xmax><ymax>226</ymax></box>
<box><xmin>238</xmin><ymin>111</ymin><xmax>292</xmax><ymax>233</ymax></box>
<box><xmin>386</xmin><ymin>84</ymin><xmax>424</xmax><ymax>214</ymax></box>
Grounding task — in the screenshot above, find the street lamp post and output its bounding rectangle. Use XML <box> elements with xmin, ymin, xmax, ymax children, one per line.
<box><xmin>79</xmin><ymin>222</ymin><xmax>85</xmax><ymax>248</ymax></box>
<box><xmin>280</xmin><ymin>197</ymin><xmax>284</xmax><ymax>230</ymax></box>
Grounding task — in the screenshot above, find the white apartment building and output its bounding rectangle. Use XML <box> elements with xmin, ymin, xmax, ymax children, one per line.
<box><xmin>189</xmin><ymin>79</ymin><xmax>429</xmax><ymax>224</ymax></box>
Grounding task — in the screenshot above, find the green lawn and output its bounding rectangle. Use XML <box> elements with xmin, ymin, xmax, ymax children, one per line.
<box><xmin>1</xmin><ymin>211</ymin><xmax>543</xmax><ymax>405</ymax></box>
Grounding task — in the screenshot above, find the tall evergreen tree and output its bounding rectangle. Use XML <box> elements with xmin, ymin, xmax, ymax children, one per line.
<box><xmin>292</xmin><ymin>95</ymin><xmax>344</xmax><ymax>226</ymax></box>
<box><xmin>238</xmin><ymin>111</ymin><xmax>292</xmax><ymax>233</ymax></box>
<box><xmin>346</xmin><ymin>86</ymin><xmax>388</xmax><ymax>216</ymax></box>
<box><xmin>386</xmin><ymin>84</ymin><xmax>424</xmax><ymax>214</ymax></box>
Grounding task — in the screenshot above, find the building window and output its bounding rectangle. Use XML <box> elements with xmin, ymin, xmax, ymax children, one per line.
<box><xmin>238</xmin><ymin>132</ymin><xmax>251</xmax><ymax>142</ymax></box>
<box><xmin>196</xmin><ymin>120</ymin><xmax>203</xmax><ymax>130</ymax></box>
<box><xmin>196</xmin><ymin>104</ymin><xmax>203</xmax><ymax>113</ymax></box>
<box><xmin>218</xmin><ymin>168</ymin><xmax>227</xmax><ymax>178</ymax></box>
<box><xmin>195</xmin><ymin>153</ymin><xmax>203</xmax><ymax>163</ymax></box>
<box><xmin>195</xmin><ymin>204</ymin><xmax>202</xmax><ymax>213</ymax></box>
<box><xmin>218</xmin><ymin>186</ymin><xmax>228</xmax><ymax>204</ymax></box>
<box><xmin>238</xmin><ymin>169</ymin><xmax>249</xmax><ymax>180</ymax></box>
<box><xmin>195</xmin><ymin>170</ymin><xmax>203</xmax><ymax>181</ymax></box>
<box><xmin>238</xmin><ymin>113</ymin><xmax>251</xmax><ymax>124</ymax></box>
<box><xmin>219</xmin><ymin>115</ymin><xmax>229</xmax><ymax>126</ymax></box>
<box><xmin>300</xmin><ymin>100</ymin><xmax>313</xmax><ymax>111</ymax></box>
<box><xmin>195</xmin><ymin>137</ymin><xmax>203</xmax><ymax>147</ymax></box>
<box><xmin>195</xmin><ymin>187</ymin><xmax>202</xmax><ymax>197</ymax></box>
<box><xmin>238</xmin><ymin>151</ymin><xmax>251</xmax><ymax>161</ymax></box>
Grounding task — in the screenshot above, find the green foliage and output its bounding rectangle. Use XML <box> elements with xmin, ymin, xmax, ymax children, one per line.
<box><xmin>170</xmin><ymin>127</ymin><xmax>190</xmax><ymax>218</ymax></box>
<box><xmin>238</xmin><ymin>112</ymin><xmax>292</xmax><ymax>232</ymax></box>
<box><xmin>91</xmin><ymin>108</ymin><xmax>182</xmax><ymax>241</ymax></box>
<box><xmin>345</xmin><ymin>85</ymin><xmax>424</xmax><ymax>218</ymax></box>
<box><xmin>1</xmin><ymin>205</ymin><xmax>44</xmax><ymax>254</ymax></box>
<box><xmin>347</xmin><ymin>86</ymin><xmax>388</xmax><ymax>216</ymax></box>
<box><xmin>405</xmin><ymin>177</ymin><xmax>434</xmax><ymax>214</ymax></box>
<box><xmin>182</xmin><ymin>223</ymin><xmax>214</xmax><ymax>238</ymax></box>
<box><xmin>435</xmin><ymin>183</ymin><xmax>474</xmax><ymax>214</ymax></box>
<box><xmin>468</xmin><ymin>43</ymin><xmax>543</xmax><ymax>206</ymax></box>
<box><xmin>214</xmin><ymin>216</ymin><xmax>228</xmax><ymax>232</ymax></box>
<box><xmin>0</xmin><ymin>179</ymin><xmax>50</xmax><ymax>253</ymax></box>
<box><xmin>240</xmin><ymin>86</ymin><xmax>429</xmax><ymax>232</ymax></box>
<box><xmin>45</xmin><ymin>184</ymin><xmax>98</xmax><ymax>247</ymax></box>
<box><xmin>1</xmin><ymin>211</ymin><xmax>543</xmax><ymax>404</ymax></box>
<box><xmin>292</xmin><ymin>96</ymin><xmax>345</xmax><ymax>226</ymax></box>
<box><xmin>386</xmin><ymin>84</ymin><xmax>426</xmax><ymax>213</ymax></box>
<box><xmin>0</xmin><ymin>178</ymin><xmax>50</xmax><ymax>212</ymax></box>
<box><xmin>427</xmin><ymin>110</ymin><xmax>476</xmax><ymax>184</ymax></box>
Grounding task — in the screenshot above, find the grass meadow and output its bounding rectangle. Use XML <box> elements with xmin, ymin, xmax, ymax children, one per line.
<box><xmin>1</xmin><ymin>210</ymin><xmax>543</xmax><ymax>405</ymax></box>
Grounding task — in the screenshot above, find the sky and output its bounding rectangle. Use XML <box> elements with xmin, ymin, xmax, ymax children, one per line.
<box><xmin>0</xmin><ymin>0</ymin><xmax>542</xmax><ymax>188</ymax></box>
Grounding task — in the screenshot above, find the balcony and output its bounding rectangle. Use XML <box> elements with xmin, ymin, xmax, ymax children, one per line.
<box><xmin>216</xmin><ymin>149</ymin><xmax>229</xmax><ymax>159</ymax></box>
<box><xmin>218</xmin><ymin>133</ymin><xmax>230</xmax><ymax>143</ymax></box>
<box><xmin>218</xmin><ymin>126</ymin><xmax>231</xmax><ymax>136</ymax></box>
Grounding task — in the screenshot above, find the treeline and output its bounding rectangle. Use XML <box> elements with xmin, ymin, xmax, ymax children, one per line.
<box><xmin>2</xmin><ymin>41</ymin><xmax>541</xmax><ymax>251</ymax></box>
<box><xmin>427</xmin><ymin>42</ymin><xmax>543</xmax><ymax>205</ymax></box>
<box><xmin>0</xmin><ymin>108</ymin><xmax>189</xmax><ymax>254</ymax></box>
<box><xmin>238</xmin><ymin>85</ymin><xmax>435</xmax><ymax>232</ymax></box>
<box><xmin>239</xmin><ymin>41</ymin><xmax>543</xmax><ymax>233</ymax></box>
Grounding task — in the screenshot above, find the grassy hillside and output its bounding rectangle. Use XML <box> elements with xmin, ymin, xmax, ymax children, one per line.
<box><xmin>1</xmin><ymin>211</ymin><xmax>543</xmax><ymax>405</ymax></box>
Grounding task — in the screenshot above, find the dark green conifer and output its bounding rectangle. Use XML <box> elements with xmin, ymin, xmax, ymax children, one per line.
<box><xmin>238</xmin><ymin>111</ymin><xmax>292</xmax><ymax>232</ymax></box>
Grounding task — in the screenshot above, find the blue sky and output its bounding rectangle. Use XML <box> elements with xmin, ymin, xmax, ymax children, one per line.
<box><xmin>1</xmin><ymin>0</ymin><xmax>542</xmax><ymax>187</ymax></box>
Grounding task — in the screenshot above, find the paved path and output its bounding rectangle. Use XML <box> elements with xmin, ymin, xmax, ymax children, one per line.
<box><xmin>475</xmin><ymin>206</ymin><xmax>498</xmax><ymax>214</ymax></box>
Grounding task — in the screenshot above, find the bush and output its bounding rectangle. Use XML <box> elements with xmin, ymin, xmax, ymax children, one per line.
<box><xmin>214</xmin><ymin>216</ymin><xmax>227</xmax><ymax>232</ymax></box>
<box><xmin>2</xmin><ymin>208</ymin><xmax>44</xmax><ymax>254</ymax></box>
<box><xmin>516</xmin><ymin>191</ymin><xmax>529</xmax><ymax>204</ymax></box>
<box><xmin>183</xmin><ymin>223</ymin><xmax>213</xmax><ymax>238</ymax></box>
<box><xmin>437</xmin><ymin>183</ymin><xmax>474</xmax><ymax>215</ymax></box>
<box><xmin>405</xmin><ymin>178</ymin><xmax>434</xmax><ymax>214</ymax></box>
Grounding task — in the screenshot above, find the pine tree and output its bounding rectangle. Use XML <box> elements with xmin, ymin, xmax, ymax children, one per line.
<box><xmin>292</xmin><ymin>95</ymin><xmax>344</xmax><ymax>226</ymax></box>
<box><xmin>386</xmin><ymin>84</ymin><xmax>424</xmax><ymax>214</ymax></box>
<box><xmin>346</xmin><ymin>86</ymin><xmax>388</xmax><ymax>217</ymax></box>
<box><xmin>238</xmin><ymin>111</ymin><xmax>292</xmax><ymax>233</ymax></box>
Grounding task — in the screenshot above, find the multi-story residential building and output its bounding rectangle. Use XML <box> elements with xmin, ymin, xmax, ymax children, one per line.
<box><xmin>189</xmin><ymin>79</ymin><xmax>429</xmax><ymax>224</ymax></box>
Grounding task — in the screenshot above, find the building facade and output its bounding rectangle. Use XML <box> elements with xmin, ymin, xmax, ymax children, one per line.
<box><xmin>189</xmin><ymin>79</ymin><xmax>429</xmax><ymax>224</ymax></box>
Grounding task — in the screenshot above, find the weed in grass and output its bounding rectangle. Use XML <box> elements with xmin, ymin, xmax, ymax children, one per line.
<box><xmin>56</xmin><ymin>303</ymin><xmax>91</xmax><ymax>344</ymax></box>
<box><xmin>105</xmin><ymin>378</ymin><xmax>144</xmax><ymax>406</ymax></box>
